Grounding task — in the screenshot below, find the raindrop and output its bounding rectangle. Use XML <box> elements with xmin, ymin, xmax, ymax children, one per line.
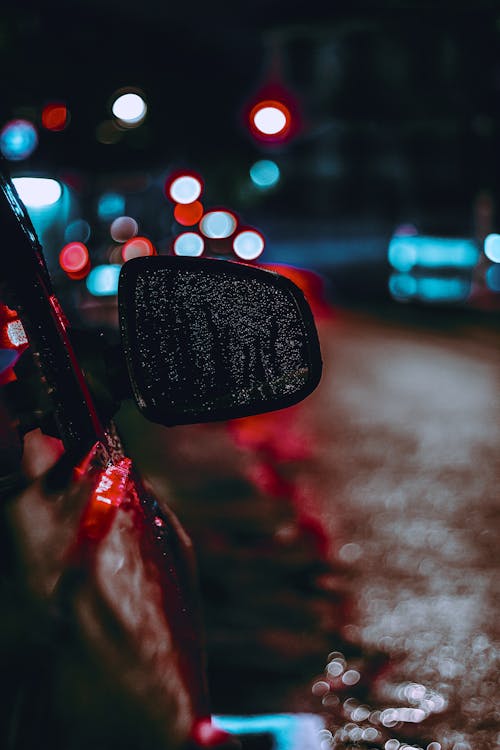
<box><xmin>312</xmin><ymin>680</ymin><xmax>330</xmax><ymax>697</ymax></box>
<box><xmin>342</xmin><ymin>669</ymin><xmax>361</xmax><ymax>686</ymax></box>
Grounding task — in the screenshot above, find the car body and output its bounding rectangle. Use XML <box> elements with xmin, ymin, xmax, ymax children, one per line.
<box><xmin>0</xmin><ymin>162</ymin><xmax>321</xmax><ymax>750</ymax></box>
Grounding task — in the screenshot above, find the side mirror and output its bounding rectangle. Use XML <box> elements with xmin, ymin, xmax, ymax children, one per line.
<box><xmin>118</xmin><ymin>256</ymin><xmax>322</xmax><ymax>426</ymax></box>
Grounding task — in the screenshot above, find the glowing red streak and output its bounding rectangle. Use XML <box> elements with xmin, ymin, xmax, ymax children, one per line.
<box><xmin>49</xmin><ymin>294</ymin><xmax>69</xmax><ymax>330</ymax></box>
<box><xmin>80</xmin><ymin>458</ymin><xmax>132</xmax><ymax>540</ymax></box>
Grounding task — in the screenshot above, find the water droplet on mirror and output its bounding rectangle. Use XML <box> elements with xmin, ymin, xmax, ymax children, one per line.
<box><xmin>312</xmin><ymin>680</ymin><xmax>330</xmax><ymax>696</ymax></box>
<box><xmin>342</xmin><ymin>669</ymin><xmax>361</xmax><ymax>685</ymax></box>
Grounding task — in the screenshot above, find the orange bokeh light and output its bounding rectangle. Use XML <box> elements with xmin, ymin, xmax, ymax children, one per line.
<box><xmin>174</xmin><ymin>200</ymin><xmax>204</xmax><ymax>226</ymax></box>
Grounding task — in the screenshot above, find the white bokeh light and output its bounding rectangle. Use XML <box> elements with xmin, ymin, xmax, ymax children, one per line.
<box><xmin>484</xmin><ymin>233</ymin><xmax>500</xmax><ymax>263</ymax></box>
<box><xmin>173</xmin><ymin>232</ymin><xmax>204</xmax><ymax>257</ymax></box>
<box><xmin>233</xmin><ymin>230</ymin><xmax>264</xmax><ymax>260</ymax></box>
<box><xmin>199</xmin><ymin>211</ymin><xmax>237</xmax><ymax>239</ymax></box>
<box><xmin>169</xmin><ymin>175</ymin><xmax>202</xmax><ymax>204</ymax></box>
<box><xmin>12</xmin><ymin>177</ymin><xmax>62</xmax><ymax>208</ymax></box>
<box><xmin>111</xmin><ymin>93</ymin><xmax>147</xmax><ymax>125</ymax></box>
<box><xmin>253</xmin><ymin>106</ymin><xmax>287</xmax><ymax>135</ymax></box>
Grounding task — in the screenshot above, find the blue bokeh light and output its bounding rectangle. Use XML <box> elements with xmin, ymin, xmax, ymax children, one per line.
<box><xmin>214</xmin><ymin>713</ymin><xmax>323</xmax><ymax>750</ymax></box>
<box><xmin>388</xmin><ymin>236</ymin><xmax>479</xmax><ymax>272</ymax></box>
<box><xmin>484</xmin><ymin>233</ymin><xmax>500</xmax><ymax>263</ymax></box>
<box><xmin>64</xmin><ymin>219</ymin><xmax>91</xmax><ymax>244</ymax></box>
<box><xmin>389</xmin><ymin>273</ymin><xmax>471</xmax><ymax>303</ymax></box>
<box><xmin>0</xmin><ymin>120</ymin><xmax>38</xmax><ymax>161</ymax></box>
<box><xmin>486</xmin><ymin>264</ymin><xmax>500</xmax><ymax>292</ymax></box>
<box><xmin>86</xmin><ymin>265</ymin><xmax>121</xmax><ymax>296</ymax></box>
<box><xmin>417</xmin><ymin>276</ymin><xmax>470</xmax><ymax>302</ymax></box>
<box><xmin>388</xmin><ymin>273</ymin><xmax>418</xmax><ymax>299</ymax></box>
<box><xmin>97</xmin><ymin>192</ymin><xmax>126</xmax><ymax>221</ymax></box>
<box><xmin>249</xmin><ymin>160</ymin><xmax>281</xmax><ymax>189</ymax></box>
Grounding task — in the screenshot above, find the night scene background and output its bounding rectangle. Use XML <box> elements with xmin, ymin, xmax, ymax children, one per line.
<box><xmin>1</xmin><ymin>2</ymin><xmax>499</xmax><ymax>750</ymax></box>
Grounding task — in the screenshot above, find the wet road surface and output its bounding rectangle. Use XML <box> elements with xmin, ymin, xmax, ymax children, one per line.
<box><xmin>303</xmin><ymin>310</ymin><xmax>500</xmax><ymax>750</ymax></box>
<box><xmin>116</xmin><ymin>306</ymin><xmax>500</xmax><ymax>750</ymax></box>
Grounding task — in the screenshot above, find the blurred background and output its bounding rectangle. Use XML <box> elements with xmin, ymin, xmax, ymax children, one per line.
<box><xmin>1</xmin><ymin>3</ymin><xmax>499</xmax><ymax>750</ymax></box>
<box><xmin>1</xmin><ymin>1</ymin><xmax>500</xmax><ymax>312</ymax></box>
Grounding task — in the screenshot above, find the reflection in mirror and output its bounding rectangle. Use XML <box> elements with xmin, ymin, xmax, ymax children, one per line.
<box><xmin>119</xmin><ymin>257</ymin><xmax>322</xmax><ymax>426</ymax></box>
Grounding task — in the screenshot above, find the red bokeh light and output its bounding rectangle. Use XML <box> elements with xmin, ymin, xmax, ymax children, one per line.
<box><xmin>59</xmin><ymin>242</ymin><xmax>89</xmax><ymax>274</ymax></box>
<box><xmin>41</xmin><ymin>103</ymin><xmax>69</xmax><ymax>132</ymax></box>
<box><xmin>121</xmin><ymin>236</ymin><xmax>156</xmax><ymax>262</ymax></box>
<box><xmin>174</xmin><ymin>200</ymin><xmax>204</xmax><ymax>226</ymax></box>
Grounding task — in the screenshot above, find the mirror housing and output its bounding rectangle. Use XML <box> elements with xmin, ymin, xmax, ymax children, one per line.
<box><xmin>118</xmin><ymin>256</ymin><xmax>322</xmax><ymax>426</ymax></box>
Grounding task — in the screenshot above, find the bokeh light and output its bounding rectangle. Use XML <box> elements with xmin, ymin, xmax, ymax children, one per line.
<box><xmin>86</xmin><ymin>264</ymin><xmax>121</xmax><ymax>296</ymax></box>
<box><xmin>166</xmin><ymin>173</ymin><xmax>203</xmax><ymax>204</ymax></box>
<box><xmin>110</xmin><ymin>215</ymin><xmax>138</xmax><ymax>243</ymax></box>
<box><xmin>0</xmin><ymin>120</ymin><xmax>38</xmax><ymax>160</ymax></box>
<box><xmin>59</xmin><ymin>242</ymin><xmax>89</xmax><ymax>274</ymax></box>
<box><xmin>393</xmin><ymin>222</ymin><xmax>419</xmax><ymax>237</ymax></box>
<box><xmin>249</xmin><ymin>160</ymin><xmax>280</xmax><ymax>189</ymax></box>
<box><xmin>173</xmin><ymin>232</ymin><xmax>204</xmax><ymax>257</ymax></box>
<box><xmin>199</xmin><ymin>210</ymin><xmax>237</xmax><ymax>239</ymax></box>
<box><xmin>485</xmin><ymin>264</ymin><xmax>500</xmax><ymax>292</ymax></box>
<box><xmin>41</xmin><ymin>103</ymin><xmax>69</xmax><ymax>132</ymax></box>
<box><xmin>97</xmin><ymin>192</ymin><xmax>125</xmax><ymax>221</ymax></box>
<box><xmin>64</xmin><ymin>219</ymin><xmax>91</xmax><ymax>244</ymax></box>
<box><xmin>249</xmin><ymin>100</ymin><xmax>291</xmax><ymax>139</ymax></box>
<box><xmin>107</xmin><ymin>244</ymin><xmax>123</xmax><ymax>265</ymax></box>
<box><xmin>121</xmin><ymin>236</ymin><xmax>156</xmax><ymax>261</ymax></box>
<box><xmin>389</xmin><ymin>273</ymin><xmax>471</xmax><ymax>303</ymax></box>
<box><xmin>388</xmin><ymin>273</ymin><xmax>419</xmax><ymax>299</ymax></box>
<box><xmin>484</xmin><ymin>233</ymin><xmax>500</xmax><ymax>262</ymax></box>
<box><xmin>12</xmin><ymin>177</ymin><xmax>62</xmax><ymax>208</ymax></box>
<box><xmin>233</xmin><ymin>229</ymin><xmax>265</xmax><ymax>260</ymax></box>
<box><xmin>388</xmin><ymin>236</ymin><xmax>479</xmax><ymax>272</ymax></box>
<box><xmin>174</xmin><ymin>200</ymin><xmax>204</xmax><ymax>226</ymax></box>
<box><xmin>96</xmin><ymin>120</ymin><xmax>122</xmax><ymax>144</ymax></box>
<box><xmin>111</xmin><ymin>92</ymin><xmax>147</xmax><ymax>126</ymax></box>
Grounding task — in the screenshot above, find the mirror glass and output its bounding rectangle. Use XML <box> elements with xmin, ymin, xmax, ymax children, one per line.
<box><xmin>119</xmin><ymin>257</ymin><xmax>322</xmax><ymax>425</ymax></box>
